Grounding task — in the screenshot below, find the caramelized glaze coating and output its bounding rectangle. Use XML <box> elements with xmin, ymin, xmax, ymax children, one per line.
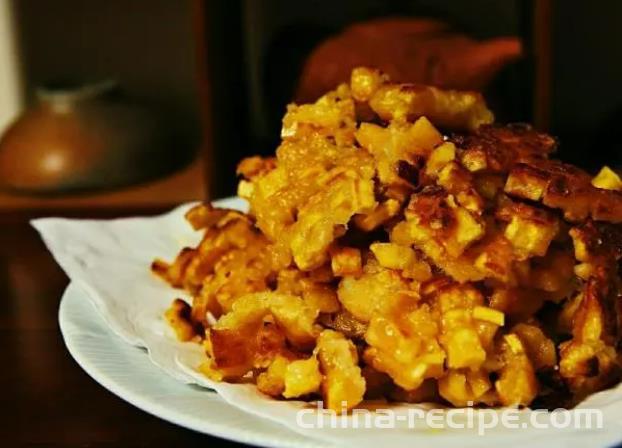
<box><xmin>154</xmin><ymin>67</ymin><xmax>622</xmax><ymax>411</ymax></box>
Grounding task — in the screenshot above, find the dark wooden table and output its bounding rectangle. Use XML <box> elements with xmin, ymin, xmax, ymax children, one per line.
<box><xmin>1</xmin><ymin>209</ymin><xmax>244</xmax><ymax>447</ymax></box>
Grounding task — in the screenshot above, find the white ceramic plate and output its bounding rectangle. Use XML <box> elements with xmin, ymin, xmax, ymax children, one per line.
<box><xmin>47</xmin><ymin>198</ymin><xmax>622</xmax><ymax>448</ymax></box>
<box><xmin>58</xmin><ymin>281</ymin><xmax>327</xmax><ymax>448</ymax></box>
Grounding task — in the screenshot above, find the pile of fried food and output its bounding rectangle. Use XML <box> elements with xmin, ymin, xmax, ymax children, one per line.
<box><xmin>153</xmin><ymin>67</ymin><xmax>622</xmax><ymax>412</ymax></box>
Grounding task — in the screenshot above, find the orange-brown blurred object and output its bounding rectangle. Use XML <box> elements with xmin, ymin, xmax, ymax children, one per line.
<box><xmin>0</xmin><ymin>81</ymin><xmax>181</xmax><ymax>194</ymax></box>
<box><xmin>295</xmin><ymin>18</ymin><xmax>522</xmax><ymax>103</ymax></box>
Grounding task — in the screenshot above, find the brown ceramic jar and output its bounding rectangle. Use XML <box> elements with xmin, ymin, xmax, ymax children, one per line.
<box><xmin>0</xmin><ymin>80</ymin><xmax>179</xmax><ymax>194</ymax></box>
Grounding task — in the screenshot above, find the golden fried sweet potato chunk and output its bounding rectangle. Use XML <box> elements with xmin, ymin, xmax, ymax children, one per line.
<box><xmin>504</xmin><ymin>158</ymin><xmax>622</xmax><ymax>223</ymax></box>
<box><xmin>202</xmin><ymin>315</ymin><xmax>292</xmax><ymax>381</ymax></box>
<box><xmin>316</xmin><ymin>330</ymin><xmax>366</xmax><ymax>412</ymax></box>
<box><xmin>472</xmin><ymin>231</ymin><xmax>516</xmax><ymax>283</ymax></box>
<box><xmin>330</xmin><ymin>246</ymin><xmax>362</xmax><ymax>277</ymax></box>
<box><xmin>369</xmin><ymin>242</ymin><xmax>432</xmax><ymax>281</ymax></box>
<box><xmin>338</xmin><ymin>261</ymin><xmax>410</xmax><ymax>322</ymax></box>
<box><xmin>365</xmin><ymin>310</ymin><xmax>445</xmax><ymax>391</ymax></box>
<box><xmin>369</xmin><ymin>83</ymin><xmax>494</xmax><ymax>130</ymax></box>
<box><xmin>434</xmin><ymin>284</ymin><xmax>499</xmax><ymax>370</ymax></box>
<box><xmin>559</xmin><ymin>278</ymin><xmax>620</xmax><ymax>399</ymax></box>
<box><xmin>257</xmin><ymin>354</ymin><xmax>323</xmax><ymax>399</ymax></box>
<box><xmin>353</xmin><ymin>198</ymin><xmax>402</xmax><ymax>231</ymax></box>
<box><xmin>439</xmin><ymin>369</ymin><xmax>494</xmax><ymax>407</ymax></box>
<box><xmin>276</xmin><ymin>267</ymin><xmax>340</xmax><ymax>315</ymax></box>
<box><xmin>283</xmin><ymin>355</ymin><xmax>323</xmax><ymax>398</ymax></box>
<box><xmin>256</xmin><ymin>355</ymin><xmax>291</xmax><ymax>396</ymax></box>
<box><xmin>350</xmin><ymin>66</ymin><xmax>388</xmax><ymax>102</ymax></box>
<box><xmin>211</xmin><ymin>292</ymin><xmax>318</xmax><ymax>349</ymax></box>
<box><xmin>404</xmin><ymin>186</ymin><xmax>485</xmax><ymax>259</ymax></box>
<box><xmin>496</xmin><ymin>199</ymin><xmax>559</xmax><ymax>259</ymax></box>
<box><xmin>282</xmin><ymin>83</ymin><xmax>356</xmax><ymax>146</ymax></box>
<box><xmin>153</xmin><ymin>205</ymin><xmax>277</xmax><ymax>325</ymax></box>
<box><xmin>569</xmin><ymin>221</ymin><xmax>622</xmax><ymax>263</ymax></box>
<box><xmin>370</xmin><ymin>242</ymin><xmax>413</xmax><ymax>269</ymax></box>
<box><xmin>289</xmin><ymin>179</ymin><xmax>374</xmax><ymax>270</ymax></box>
<box><xmin>495</xmin><ymin>334</ymin><xmax>538</xmax><ymax>406</ymax></box>
<box><xmin>454</xmin><ymin>123</ymin><xmax>556</xmax><ymax>173</ymax></box>
<box><xmin>437</xmin><ymin>161</ymin><xmax>485</xmax><ymax>213</ymax></box>
<box><xmin>504</xmin><ymin>163</ymin><xmax>550</xmax><ymax>201</ymax></box>
<box><xmin>165</xmin><ymin>298</ymin><xmax>200</xmax><ymax>342</ymax></box>
<box><xmin>425</xmin><ymin>141</ymin><xmax>456</xmax><ymax>177</ymax></box>
<box><xmin>355</xmin><ymin>117</ymin><xmax>442</xmax><ymax>191</ymax></box>
<box><xmin>592</xmin><ymin>166</ymin><xmax>622</xmax><ymax>191</ymax></box>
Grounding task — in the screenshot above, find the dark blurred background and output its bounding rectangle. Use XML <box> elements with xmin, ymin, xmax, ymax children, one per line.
<box><xmin>0</xmin><ymin>0</ymin><xmax>620</xmax><ymax>208</ymax></box>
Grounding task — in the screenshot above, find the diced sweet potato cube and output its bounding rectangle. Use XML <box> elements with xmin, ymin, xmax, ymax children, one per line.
<box><xmin>445</xmin><ymin>328</ymin><xmax>487</xmax><ymax>369</ymax></box>
<box><xmin>353</xmin><ymin>199</ymin><xmax>401</xmax><ymax>231</ymax></box>
<box><xmin>426</xmin><ymin>142</ymin><xmax>456</xmax><ymax>177</ymax></box>
<box><xmin>331</xmin><ymin>246</ymin><xmax>362</xmax><ymax>276</ymax></box>
<box><xmin>370</xmin><ymin>243</ymin><xmax>415</xmax><ymax>270</ymax></box>
<box><xmin>459</xmin><ymin>147</ymin><xmax>488</xmax><ymax>172</ymax></box>
<box><xmin>473</xmin><ymin>306</ymin><xmax>505</xmax><ymax>326</ymax></box>
<box><xmin>283</xmin><ymin>356</ymin><xmax>322</xmax><ymax>398</ymax></box>
<box><xmin>438</xmin><ymin>370</ymin><xmax>492</xmax><ymax>407</ymax></box>
<box><xmin>165</xmin><ymin>299</ymin><xmax>199</xmax><ymax>342</ymax></box>
<box><xmin>592</xmin><ymin>166</ymin><xmax>622</xmax><ymax>191</ymax></box>
<box><xmin>350</xmin><ymin>66</ymin><xmax>388</xmax><ymax>102</ymax></box>
<box><xmin>316</xmin><ymin>330</ymin><xmax>365</xmax><ymax>412</ymax></box>
<box><xmin>257</xmin><ymin>355</ymin><xmax>289</xmax><ymax>396</ymax></box>
<box><xmin>338</xmin><ymin>269</ymin><xmax>408</xmax><ymax>322</ymax></box>
<box><xmin>504</xmin><ymin>163</ymin><xmax>549</xmax><ymax>201</ymax></box>
<box><xmin>410</xmin><ymin>116</ymin><xmax>444</xmax><ymax>151</ymax></box>
<box><xmin>496</xmin><ymin>334</ymin><xmax>538</xmax><ymax>406</ymax></box>
<box><xmin>473</xmin><ymin>233</ymin><xmax>515</xmax><ymax>282</ymax></box>
<box><xmin>445</xmin><ymin>200</ymin><xmax>485</xmax><ymax>257</ymax></box>
<box><xmin>437</xmin><ymin>162</ymin><xmax>484</xmax><ymax>213</ymax></box>
<box><xmin>365</xmin><ymin>315</ymin><xmax>444</xmax><ymax>391</ymax></box>
<box><xmin>504</xmin><ymin>211</ymin><xmax>559</xmax><ymax>259</ymax></box>
<box><xmin>369</xmin><ymin>83</ymin><xmax>494</xmax><ymax>130</ymax></box>
<box><xmin>355</xmin><ymin>118</ymin><xmax>442</xmax><ymax>187</ymax></box>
